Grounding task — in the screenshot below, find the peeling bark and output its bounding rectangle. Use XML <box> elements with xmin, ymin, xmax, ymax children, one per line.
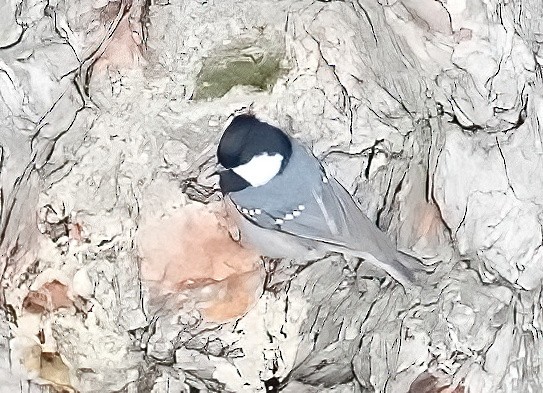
<box><xmin>1</xmin><ymin>0</ymin><xmax>542</xmax><ymax>392</ymax></box>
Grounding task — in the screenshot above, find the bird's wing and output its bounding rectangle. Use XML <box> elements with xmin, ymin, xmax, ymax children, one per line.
<box><xmin>284</xmin><ymin>174</ymin><xmax>398</xmax><ymax>261</ymax></box>
<box><xmin>279</xmin><ymin>175</ymin><xmax>422</xmax><ymax>285</ymax></box>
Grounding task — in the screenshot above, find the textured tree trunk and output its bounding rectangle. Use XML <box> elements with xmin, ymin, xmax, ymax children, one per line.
<box><xmin>1</xmin><ymin>0</ymin><xmax>542</xmax><ymax>392</ymax></box>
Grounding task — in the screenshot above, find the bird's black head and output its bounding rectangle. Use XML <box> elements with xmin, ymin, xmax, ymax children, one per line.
<box><xmin>217</xmin><ymin>115</ymin><xmax>292</xmax><ymax>194</ymax></box>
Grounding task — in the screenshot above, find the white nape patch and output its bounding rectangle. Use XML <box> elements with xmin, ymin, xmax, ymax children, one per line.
<box><xmin>232</xmin><ymin>153</ymin><xmax>284</xmax><ymax>187</ymax></box>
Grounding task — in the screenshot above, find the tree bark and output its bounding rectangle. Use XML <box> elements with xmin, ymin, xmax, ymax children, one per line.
<box><xmin>1</xmin><ymin>0</ymin><xmax>542</xmax><ymax>392</ymax></box>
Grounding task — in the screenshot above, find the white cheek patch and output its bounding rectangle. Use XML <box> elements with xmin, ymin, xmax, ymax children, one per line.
<box><xmin>232</xmin><ymin>153</ymin><xmax>284</xmax><ymax>187</ymax></box>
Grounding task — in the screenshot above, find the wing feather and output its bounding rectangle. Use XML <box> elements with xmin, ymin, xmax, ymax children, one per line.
<box><xmin>275</xmin><ymin>174</ymin><xmax>398</xmax><ymax>262</ymax></box>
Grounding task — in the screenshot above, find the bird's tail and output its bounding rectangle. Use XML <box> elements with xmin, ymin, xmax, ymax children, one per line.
<box><xmin>393</xmin><ymin>250</ymin><xmax>433</xmax><ymax>285</ymax></box>
<box><xmin>358</xmin><ymin>250</ymin><xmax>431</xmax><ymax>288</ymax></box>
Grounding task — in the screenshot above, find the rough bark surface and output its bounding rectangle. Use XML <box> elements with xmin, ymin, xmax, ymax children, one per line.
<box><xmin>1</xmin><ymin>0</ymin><xmax>542</xmax><ymax>392</ymax></box>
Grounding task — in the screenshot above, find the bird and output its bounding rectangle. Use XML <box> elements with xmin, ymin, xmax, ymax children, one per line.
<box><xmin>216</xmin><ymin>114</ymin><xmax>424</xmax><ymax>287</ymax></box>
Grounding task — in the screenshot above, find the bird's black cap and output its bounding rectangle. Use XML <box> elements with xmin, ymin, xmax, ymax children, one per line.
<box><xmin>217</xmin><ymin>114</ymin><xmax>292</xmax><ymax>169</ymax></box>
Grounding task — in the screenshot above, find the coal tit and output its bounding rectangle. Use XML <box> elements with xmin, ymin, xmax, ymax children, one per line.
<box><xmin>217</xmin><ymin>114</ymin><xmax>423</xmax><ymax>286</ymax></box>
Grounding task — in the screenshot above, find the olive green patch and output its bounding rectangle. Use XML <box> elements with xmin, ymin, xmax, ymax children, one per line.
<box><xmin>193</xmin><ymin>39</ymin><xmax>287</xmax><ymax>100</ymax></box>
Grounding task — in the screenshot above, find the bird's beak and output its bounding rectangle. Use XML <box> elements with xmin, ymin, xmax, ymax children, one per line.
<box><xmin>207</xmin><ymin>163</ymin><xmax>226</xmax><ymax>179</ymax></box>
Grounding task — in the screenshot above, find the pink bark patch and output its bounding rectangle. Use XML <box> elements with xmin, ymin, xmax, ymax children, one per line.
<box><xmin>409</xmin><ymin>372</ymin><xmax>465</xmax><ymax>393</ymax></box>
<box><xmin>93</xmin><ymin>2</ymin><xmax>145</xmax><ymax>74</ymax></box>
<box><xmin>137</xmin><ymin>203</ymin><xmax>264</xmax><ymax>322</ymax></box>
<box><xmin>22</xmin><ymin>280</ymin><xmax>73</xmax><ymax>314</ymax></box>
